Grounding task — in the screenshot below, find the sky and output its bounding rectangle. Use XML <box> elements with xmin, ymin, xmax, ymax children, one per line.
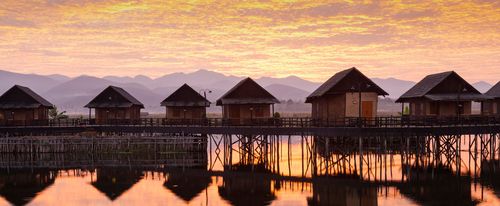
<box><xmin>0</xmin><ymin>0</ymin><xmax>499</xmax><ymax>83</ymax></box>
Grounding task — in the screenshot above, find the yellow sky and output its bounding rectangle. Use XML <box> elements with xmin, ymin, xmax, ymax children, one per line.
<box><xmin>0</xmin><ymin>0</ymin><xmax>498</xmax><ymax>83</ymax></box>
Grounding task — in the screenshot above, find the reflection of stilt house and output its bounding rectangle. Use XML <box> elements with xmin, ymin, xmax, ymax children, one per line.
<box><xmin>0</xmin><ymin>85</ymin><xmax>54</xmax><ymax>126</ymax></box>
<box><xmin>85</xmin><ymin>86</ymin><xmax>144</xmax><ymax>124</ymax></box>
<box><xmin>482</xmin><ymin>82</ymin><xmax>500</xmax><ymax>115</ymax></box>
<box><xmin>0</xmin><ymin>169</ymin><xmax>56</xmax><ymax>206</ymax></box>
<box><xmin>396</xmin><ymin>71</ymin><xmax>485</xmax><ymax>116</ymax></box>
<box><xmin>91</xmin><ymin>168</ymin><xmax>144</xmax><ymax>201</ymax></box>
<box><xmin>306</xmin><ymin>68</ymin><xmax>388</xmax><ymax>121</ymax></box>
<box><xmin>218</xmin><ymin>176</ymin><xmax>276</xmax><ymax>206</ymax></box>
<box><xmin>164</xmin><ymin>173</ymin><xmax>211</xmax><ymax>202</ymax></box>
<box><xmin>161</xmin><ymin>84</ymin><xmax>210</xmax><ymax>120</ymax></box>
<box><xmin>307</xmin><ymin>178</ymin><xmax>377</xmax><ymax>206</ymax></box>
<box><xmin>398</xmin><ymin>166</ymin><xmax>474</xmax><ymax>205</ymax></box>
<box><xmin>480</xmin><ymin>160</ymin><xmax>500</xmax><ymax>198</ymax></box>
<box><xmin>216</xmin><ymin>78</ymin><xmax>279</xmax><ymax>125</ymax></box>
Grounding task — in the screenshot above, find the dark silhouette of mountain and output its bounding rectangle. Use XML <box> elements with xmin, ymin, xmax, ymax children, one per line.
<box><xmin>103</xmin><ymin>75</ymin><xmax>153</xmax><ymax>87</ymax></box>
<box><xmin>43</xmin><ymin>76</ymin><xmax>162</xmax><ymax>113</ymax></box>
<box><xmin>47</xmin><ymin>74</ymin><xmax>71</xmax><ymax>82</ymax></box>
<box><xmin>264</xmin><ymin>84</ymin><xmax>310</xmax><ymax>101</ymax></box>
<box><xmin>1</xmin><ymin>69</ymin><xmax>491</xmax><ymax>114</ymax></box>
<box><xmin>256</xmin><ymin>76</ymin><xmax>320</xmax><ymax>92</ymax></box>
<box><xmin>151</xmin><ymin>69</ymin><xmax>243</xmax><ymax>89</ymax></box>
<box><xmin>0</xmin><ymin>70</ymin><xmax>62</xmax><ymax>94</ymax></box>
<box><xmin>371</xmin><ymin>77</ymin><xmax>416</xmax><ymax>98</ymax></box>
<box><xmin>472</xmin><ymin>81</ymin><xmax>492</xmax><ymax>93</ymax></box>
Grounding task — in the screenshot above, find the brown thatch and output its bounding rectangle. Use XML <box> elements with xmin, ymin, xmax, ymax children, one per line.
<box><xmin>0</xmin><ymin>85</ymin><xmax>54</xmax><ymax>109</ymax></box>
<box><xmin>85</xmin><ymin>86</ymin><xmax>144</xmax><ymax>108</ymax></box>
<box><xmin>91</xmin><ymin>168</ymin><xmax>144</xmax><ymax>201</ymax></box>
<box><xmin>160</xmin><ymin>84</ymin><xmax>210</xmax><ymax>107</ymax></box>
<box><xmin>0</xmin><ymin>169</ymin><xmax>56</xmax><ymax>206</ymax></box>
<box><xmin>216</xmin><ymin>77</ymin><xmax>279</xmax><ymax>106</ymax></box>
<box><xmin>163</xmin><ymin>174</ymin><xmax>211</xmax><ymax>202</ymax></box>
<box><xmin>485</xmin><ymin>81</ymin><xmax>500</xmax><ymax>99</ymax></box>
<box><xmin>396</xmin><ymin>71</ymin><xmax>486</xmax><ymax>102</ymax></box>
<box><xmin>306</xmin><ymin>67</ymin><xmax>388</xmax><ymax>103</ymax></box>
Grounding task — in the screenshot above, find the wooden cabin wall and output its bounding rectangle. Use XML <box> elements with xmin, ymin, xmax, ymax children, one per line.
<box><xmin>0</xmin><ymin>107</ymin><xmax>49</xmax><ymax>125</ymax></box>
<box><xmin>310</xmin><ymin>94</ymin><xmax>345</xmax><ymax>120</ymax></box>
<box><xmin>95</xmin><ymin>106</ymin><xmax>141</xmax><ymax>124</ymax></box>
<box><xmin>482</xmin><ymin>100</ymin><xmax>499</xmax><ymax>115</ymax></box>
<box><xmin>222</xmin><ymin>104</ymin><xmax>271</xmax><ymax>119</ymax></box>
<box><xmin>166</xmin><ymin>106</ymin><xmax>206</xmax><ymax>119</ymax></box>
<box><xmin>345</xmin><ymin>92</ymin><xmax>378</xmax><ymax>118</ymax></box>
<box><xmin>410</xmin><ymin>101</ymin><xmax>472</xmax><ymax>116</ymax></box>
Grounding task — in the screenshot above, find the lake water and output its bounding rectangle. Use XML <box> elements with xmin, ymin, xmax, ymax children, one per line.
<box><xmin>0</xmin><ymin>135</ymin><xmax>498</xmax><ymax>206</ymax></box>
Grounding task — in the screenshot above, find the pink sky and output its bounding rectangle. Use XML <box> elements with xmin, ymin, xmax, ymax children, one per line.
<box><xmin>0</xmin><ymin>0</ymin><xmax>499</xmax><ymax>83</ymax></box>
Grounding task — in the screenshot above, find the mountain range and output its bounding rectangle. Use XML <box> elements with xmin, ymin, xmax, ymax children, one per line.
<box><xmin>0</xmin><ymin>69</ymin><xmax>495</xmax><ymax>114</ymax></box>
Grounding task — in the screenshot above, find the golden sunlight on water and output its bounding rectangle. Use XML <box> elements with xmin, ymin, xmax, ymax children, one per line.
<box><xmin>0</xmin><ymin>135</ymin><xmax>498</xmax><ymax>206</ymax></box>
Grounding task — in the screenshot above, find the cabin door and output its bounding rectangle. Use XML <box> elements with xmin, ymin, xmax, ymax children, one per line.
<box><xmin>361</xmin><ymin>101</ymin><xmax>374</xmax><ymax>118</ymax></box>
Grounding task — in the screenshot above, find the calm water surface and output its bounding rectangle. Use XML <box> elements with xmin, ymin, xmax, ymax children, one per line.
<box><xmin>0</xmin><ymin>136</ymin><xmax>498</xmax><ymax>206</ymax></box>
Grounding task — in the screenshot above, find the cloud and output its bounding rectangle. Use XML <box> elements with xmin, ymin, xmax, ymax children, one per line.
<box><xmin>0</xmin><ymin>0</ymin><xmax>498</xmax><ymax>84</ymax></box>
<box><xmin>392</xmin><ymin>9</ymin><xmax>440</xmax><ymax>20</ymax></box>
<box><xmin>0</xmin><ymin>16</ymin><xmax>36</xmax><ymax>28</ymax></box>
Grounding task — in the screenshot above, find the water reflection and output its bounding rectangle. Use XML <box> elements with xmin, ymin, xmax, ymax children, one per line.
<box><xmin>307</xmin><ymin>177</ymin><xmax>377</xmax><ymax>206</ymax></box>
<box><xmin>398</xmin><ymin>166</ymin><xmax>478</xmax><ymax>206</ymax></box>
<box><xmin>91</xmin><ymin>168</ymin><xmax>144</xmax><ymax>201</ymax></box>
<box><xmin>0</xmin><ymin>169</ymin><xmax>56</xmax><ymax>206</ymax></box>
<box><xmin>481</xmin><ymin>160</ymin><xmax>500</xmax><ymax>198</ymax></box>
<box><xmin>164</xmin><ymin>172</ymin><xmax>211</xmax><ymax>203</ymax></box>
<box><xmin>218</xmin><ymin>164</ymin><xmax>276</xmax><ymax>206</ymax></box>
<box><xmin>0</xmin><ymin>134</ymin><xmax>497</xmax><ymax>205</ymax></box>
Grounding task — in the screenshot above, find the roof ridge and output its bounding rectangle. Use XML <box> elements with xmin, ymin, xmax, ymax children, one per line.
<box><xmin>216</xmin><ymin>77</ymin><xmax>279</xmax><ymax>105</ymax></box>
<box><xmin>306</xmin><ymin>67</ymin><xmax>388</xmax><ymax>102</ymax></box>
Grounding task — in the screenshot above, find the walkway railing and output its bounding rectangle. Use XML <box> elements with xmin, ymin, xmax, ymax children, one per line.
<box><xmin>2</xmin><ymin>115</ymin><xmax>500</xmax><ymax>128</ymax></box>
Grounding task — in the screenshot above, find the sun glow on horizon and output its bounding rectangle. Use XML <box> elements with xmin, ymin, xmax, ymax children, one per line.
<box><xmin>0</xmin><ymin>0</ymin><xmax>499</xmax><ymax>83</ymax></box>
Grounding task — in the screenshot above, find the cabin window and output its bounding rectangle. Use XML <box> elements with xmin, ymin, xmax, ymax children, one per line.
<box><xmin>172</xmin><ymin>108</ymin><xmax>181</xmax><ymax>117</ymax></box>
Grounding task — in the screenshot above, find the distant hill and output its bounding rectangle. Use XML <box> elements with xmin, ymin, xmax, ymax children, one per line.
<box><xmin>371</xmin><ymin>77</ymin><xmax>416</xmax><ymax>99</ymax></box>
<box><xmin>43</xmin><ymin>76</ymin><xmax>163</xmax><ymax>113</ymax></box>
<box><xmin>257</xmin><ymin>76</ymin><xmax>320</xmax><ymax>92</ymax></box>
<box><xmin>0</xmin><ymin>70</ymin><xmax>62</xmax><ymax>94</ymax></box>
<box><xmin>1</xmin><ymin>69</ymin><xmax>494</xmax><ymax>114</ymax></box>
<box><xmin>264</xmin><ymin>84</ymin><xmax>310</xmax><ymax>101</ymax></box>
<box><xmin>472</xmin><ymin>81</ymin><xmax>493</xmax><ymax>93</ymax></box>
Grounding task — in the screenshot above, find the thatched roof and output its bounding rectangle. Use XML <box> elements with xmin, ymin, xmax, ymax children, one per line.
<box><xmin>0</xmin><ymin>85</ymin><xmax>54</xmax><ymax>109</ymax></box>
<box><xmin>485</xmin><ymin>81</ymin><xmax>500</xmax><ymax>99</ymax></box>
<box><xmin>91</xmin><ymin>168</ymin><xmax>143</xmax><ymax>201</ymax></box>
<box><xmin>396</xmin><ymin>71</ymin><xmax>485</xmax><ymax>102</ymax></box>
<box><xmin>218</xmin><ymin>177</ymin><xmax>276</xmax><ymax>206</ymax></box>
<box><xmin>216</xmin><ymin>78</ymin><xmax>279</xmax><ymax>106</ymax></box>
<box><xmin>85</xmin><ymin>86</ymin><xmax>144</xmax><ymax>108</ymax></box>
<box><xmin>0</xmin><ymin>170</ymin><xmax>56</xmax><ymax>206</ymax></box>
<box><xmin>160</xmin><ymin>84</ymin><xmax>210</xmax><ymax>107</ymax></box>
<box><xmin>305</xmin><ymin>67</ymin><xmax>388</xmax><ymax>103</ymax></box>
<box><xmin>163</xmin><ymin>174</ymin><xmax>211</xmax><ymax>202</ymax></box>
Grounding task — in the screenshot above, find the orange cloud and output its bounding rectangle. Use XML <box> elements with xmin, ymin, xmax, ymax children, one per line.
<box><xmin>0</xmin><ymin>0</ymin><xmax>498</xmax><ymax>83</ymax></box>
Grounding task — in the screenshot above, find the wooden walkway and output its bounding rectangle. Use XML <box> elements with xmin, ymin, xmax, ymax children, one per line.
<box><xmin>1</xmin><ymin>116</ymin><xmax>500</xmax><ymax>136</ymax></box>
